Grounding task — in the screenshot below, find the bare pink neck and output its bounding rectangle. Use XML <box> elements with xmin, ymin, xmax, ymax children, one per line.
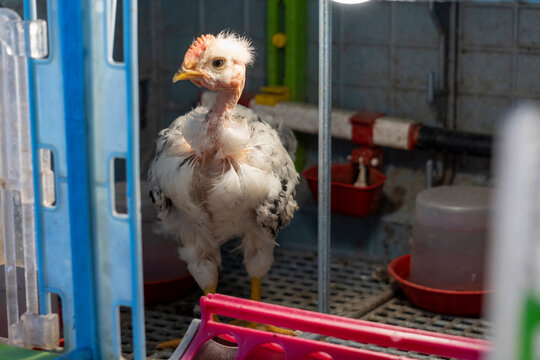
<box><xmin>200</xmin><ymin>79</ymin><xmax>244</xmax><ymax>160</ymax></box>
<box><xmin>209</xmin><ymin>84</ymin><xmax>243</xmax><ymax>120</ymax></box>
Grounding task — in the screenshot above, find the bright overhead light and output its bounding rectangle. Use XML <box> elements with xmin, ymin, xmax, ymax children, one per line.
<box><xmin>332</xmin><ymin>0</ymin><xmax>371</xmax><ymax>3</ymax></box>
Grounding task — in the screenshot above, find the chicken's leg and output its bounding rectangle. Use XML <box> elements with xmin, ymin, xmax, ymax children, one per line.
<box><xmin>232</xmin><ymin>234</ymin><xmax>297</xmax><ymax>335</ymax></box>
<box><xmin>204</xmin><ymin>282</ymin><xmax>218</xmax><ymax>296</ymax></box>
<box><xmin>238</xmin><ymin>277</ymin><xmax>297</xmax><ymax>336</ymax></box>
<box><xmin>250</xmin><ymin>277</ymin><xmax>262</xmax><ymax>301</ymax></box>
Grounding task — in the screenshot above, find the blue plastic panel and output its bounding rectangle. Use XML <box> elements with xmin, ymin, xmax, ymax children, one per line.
<box><xmin>24</xmin><ymin>0</ymin><xmax>144</xmax><ymax>358</ymax></box>
<box><xmin>23</xmin><ymin>0</ymin><xmax>82</xmax><ymax>353</ymax></box>
<box><xmin>85</xmin><ymin>0</ymin><xmax>145</xmax><ymax>358</ymax></box>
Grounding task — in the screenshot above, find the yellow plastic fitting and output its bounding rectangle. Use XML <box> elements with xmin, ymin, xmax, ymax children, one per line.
<box><xmin>254</xmin><ymin>86</ymin><xmax>291</xmax><ymax>106</ymax></box>
<box><xmin>272</xmin><ymin>32</ymin><xmax>287</xmax><ymax>49</ymax></box>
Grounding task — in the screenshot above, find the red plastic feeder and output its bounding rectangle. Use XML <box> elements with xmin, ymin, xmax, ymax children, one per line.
<box><xmin>388</xmin><ymin>254</ymin><xmax>490</xmax><ymax>316</ymax></box>
<box><xmin>303</xmin><ymin>163</ymin><xmax>386</xmax><ymax>217</ymax></box>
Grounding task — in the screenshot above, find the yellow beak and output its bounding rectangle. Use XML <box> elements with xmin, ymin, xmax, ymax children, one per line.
<box><xmin>172</xmin><ymin>69</ymin><xmax>208</xmax><ymax>83</ymax></box>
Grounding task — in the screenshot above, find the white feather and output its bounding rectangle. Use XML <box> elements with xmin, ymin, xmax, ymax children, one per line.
<box><xmin>148</xmin><ymin>34</ymin><xmax>298</xmax><ymax>292</ymax></box>
<box><xmin>218</xmin><ymin>118</ymin><xmax>251</xmax><ymax>156</ymax></box>
<box><xmin>214</xmin><ymin>31</ymin><xmax>255</xmax><ymax>67</ymax></box>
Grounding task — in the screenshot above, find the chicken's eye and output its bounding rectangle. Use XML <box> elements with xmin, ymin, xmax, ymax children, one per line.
<box><xmin>212</xmin><ymin>58</ymin><xmax>225</xmax><ymax>69</ymax></box>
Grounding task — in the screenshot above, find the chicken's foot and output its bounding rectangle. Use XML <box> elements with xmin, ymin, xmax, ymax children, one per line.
<box><xmin>228</xmin><ymin>277</ymin><xmax>298</xmax><ymax>336</ymax></box>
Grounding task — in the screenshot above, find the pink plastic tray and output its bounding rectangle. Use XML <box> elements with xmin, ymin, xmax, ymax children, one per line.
<box><xmin>181</xmin><ymin>293</ymin><xmax>491</xmax><ymax>359</ymax></box>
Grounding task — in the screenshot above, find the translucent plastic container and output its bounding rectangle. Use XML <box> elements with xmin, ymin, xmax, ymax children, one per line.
<box><xmin>0</xmin><ymin>8</ymin><xmax>56</xmax><ymax>349</ymax></box>
<box><xmin>409</xmin><ymin>185</ymin><xmax>491</xmax><ymax>291</ymax></box>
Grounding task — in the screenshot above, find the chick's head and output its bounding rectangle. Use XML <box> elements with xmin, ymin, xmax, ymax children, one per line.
<box><xmin>173</xmin><ymin>32</ymin><xmax>255</xmax><ymax>91</ymax></box>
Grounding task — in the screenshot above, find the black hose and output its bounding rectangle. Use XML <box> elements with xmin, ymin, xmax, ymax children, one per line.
<box><xmin>417</xmin><ymin>125</ymin><xmax>492</xmax><ymax>157</ymax></box>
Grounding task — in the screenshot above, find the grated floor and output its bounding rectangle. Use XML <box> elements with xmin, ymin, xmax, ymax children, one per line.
<box><xmin>121</xmin><ymin>246</ymin><xmax>492</xmax><ymax>359</ymax></box>
<box><xmin>324</xmin><ymin>297</ymin><xmax>493</xmax><ymax>360</ymax></box>
<box><xmin>362</xmin><ymin>297</ymin><xmax>492</xmax><ymax>339</ymax></box>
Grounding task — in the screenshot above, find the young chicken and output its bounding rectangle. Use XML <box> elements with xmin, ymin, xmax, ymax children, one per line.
<box><xmin>148</xmin><ymin>33</ymin><xmax>299</xmax><ymax>311</ymax></box>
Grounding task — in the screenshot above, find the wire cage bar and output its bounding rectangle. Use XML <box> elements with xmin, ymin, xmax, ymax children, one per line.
<box><xmin>318</xmin><ymin>0</ymin><xmax>332</xmax><ymax>316</ymax></box>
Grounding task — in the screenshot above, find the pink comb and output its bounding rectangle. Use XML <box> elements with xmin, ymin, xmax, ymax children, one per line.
<box><xmin>183</xmin><ymin>34</ymin><xmax>215</xmax><ymax>69</ymax></box>
<box><xmin>174</xmin><ymin>293</ymin><xmax>491</xmax><ymax>360</ymax></box>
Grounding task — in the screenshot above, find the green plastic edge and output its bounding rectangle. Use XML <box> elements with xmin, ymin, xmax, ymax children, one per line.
<box><xmin>267</xmin><ymin>0</ymin><xmax>307</xmax><ymax>169</ymax></box>
<box><xmin>267</xmin><ymin>0</ymin><xmax>281</xmax><ymax>86</ymax></box>
<box><xmin>0</xmin><ymin>344</ymin><xmax>58</xmax><ymax>360</ymax></box>
<box><xmin>520</xmin><ymin>294</ymin><xmax>540</xmax><ymax>360</ymax></box>
<box><xmin>267</xmin><ymin>0</ymin><xmax>307</xmax><ymax>102</ymax></box>
<box><xmin>284</xmin><ymin>0</ymin><xmax>307</xmax><ymax>102</ymax></box>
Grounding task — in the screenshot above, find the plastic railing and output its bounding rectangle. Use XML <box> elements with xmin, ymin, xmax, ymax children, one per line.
<box><xmin>181</xmin><ymin>294</ymin><xmax>491</xmax><ymax>360</ymax></box>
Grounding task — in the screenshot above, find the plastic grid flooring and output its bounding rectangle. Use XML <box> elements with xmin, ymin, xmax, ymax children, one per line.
<box><xmin>121</xmin><ymin>247</ymin><xmax>492</xmax><ymax>359</ymax></box>
<box><xmin>324</xmin><ymin>297</ymin><xmax>493</xmax><ymax>360</ymax></box>
<box><xmin>362</xmin><ymin>297</ymin><xmax>492</xmax><ymax>339</ymax></box>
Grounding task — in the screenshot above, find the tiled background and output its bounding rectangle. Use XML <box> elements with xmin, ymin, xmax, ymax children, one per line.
<box><xmin>7</xmin><ymin>0</ymin><xmax>540</xmax><ymax>163</ymax></box>
<box><xmin>4</xmin><ymin>0</ymin><xmax>540</xmax><ymax>258</ymax></box>
<box><xmin>138</xmin><ymin>1</ymin><xmax>540</xmax><ymax>136</ymax></box>
<box><xmin>457</xmin><ymin>3</ymin><xmax>540</xmax><ymax>133</ymax></box>
<box><xmin>135</xmin><ymin>1</ymin><xmax>540</xmax><ymax>259</ymax></box>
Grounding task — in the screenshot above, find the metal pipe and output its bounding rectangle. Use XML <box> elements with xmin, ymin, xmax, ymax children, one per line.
<box><xmin>416</xmin><ymin>125</ymin><xmax>492</xmax><ymax>157</ymax></box>
<box><xmin>318</xmin><ymin>0</ymin><xmax>331</xmax><ymax>315</ymax></box>
<box><xmin>447</xmin><ymin>2</ymin><xmax>458</xmax><ymax>131</ymax></box>
<box><xmin>428</xmin><ymin>1</ymin><xmax>446</xmax><ymax>89</ymax></box>
<box><xmin>428</xmin><ymin>1</ymin><xmax>445</xmax><ymax>37</ymax></box>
